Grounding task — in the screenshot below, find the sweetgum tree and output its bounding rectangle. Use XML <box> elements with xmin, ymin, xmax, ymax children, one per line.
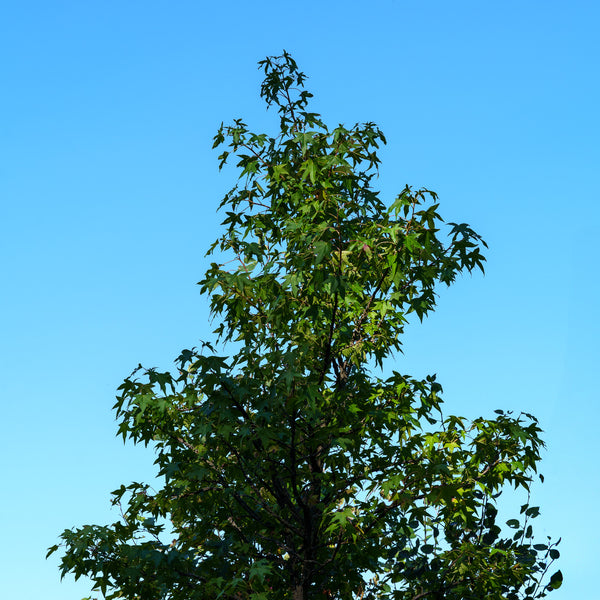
<box><xmin>50</xmin><ymin>53</ymin><xmax>561</xmax><ymax>600</ymax></box>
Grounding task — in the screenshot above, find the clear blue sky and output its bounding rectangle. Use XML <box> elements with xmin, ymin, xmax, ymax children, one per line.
<box><xmin>1</xmin><ymin>1</ymin><xmax>597</xmax><ymax>598</ymax></box>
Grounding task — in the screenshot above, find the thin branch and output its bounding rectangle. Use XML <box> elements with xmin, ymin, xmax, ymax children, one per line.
<box><xmin>318</xmin><ymin>291</ymin><xmax>338</xmax><ymax>386</ymax></box>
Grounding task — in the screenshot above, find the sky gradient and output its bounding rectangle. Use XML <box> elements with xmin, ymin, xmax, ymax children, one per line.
<box><xmin>1</xmin><ymin>2</ymin><xmax>598</xmax><ymax>598</ymax></box>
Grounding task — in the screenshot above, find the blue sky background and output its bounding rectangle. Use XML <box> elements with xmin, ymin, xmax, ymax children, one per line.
<box><xmin>1</xmin><ymin>1</ymin><xmax>597</xmax><ymax>598</ymax></box>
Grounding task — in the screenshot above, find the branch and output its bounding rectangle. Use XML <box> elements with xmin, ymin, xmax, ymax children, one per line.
<box><xmin>318</xmin><ymin>291</ymin><xmax>338</xmax><ymax>386</ymax></box>
<box><xmin>410</xmin><ymin>580</ymin><xmax>461</xmax><ymax>600</ymax></box>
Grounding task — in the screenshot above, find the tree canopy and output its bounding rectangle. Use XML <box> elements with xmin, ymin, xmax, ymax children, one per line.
<box><xmin>50</xmin><ymin>52</ymin><xmax>561</xmax><ymax>600</ymax></box>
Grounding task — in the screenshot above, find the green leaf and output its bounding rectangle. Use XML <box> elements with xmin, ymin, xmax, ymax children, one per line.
<box><xmin>548</xmin><ymin>570</ymin><xmax>563</xmax><ymax>590</ymax></box>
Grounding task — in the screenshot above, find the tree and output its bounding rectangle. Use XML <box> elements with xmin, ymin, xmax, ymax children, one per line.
<box><xmin>50</xmin><ymin>52</ymin><xmax>561</xmax><ymax>600</ymax></box>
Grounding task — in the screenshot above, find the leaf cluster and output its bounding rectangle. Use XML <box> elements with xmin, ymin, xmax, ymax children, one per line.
<box><xmin>50</xmin><ymin>52</ymin><xmax>560</xmax><ymax>600</ymax></box>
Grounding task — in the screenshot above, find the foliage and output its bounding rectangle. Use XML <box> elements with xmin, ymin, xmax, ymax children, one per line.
<box><xmin>50</xmin><ymin>52</ymin><xmax>561</xmax><ymax>600</ymax></box>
